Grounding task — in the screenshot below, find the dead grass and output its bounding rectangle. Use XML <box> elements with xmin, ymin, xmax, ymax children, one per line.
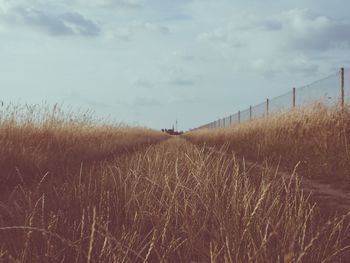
<box><xmin>0</xmin><ymin>104</ymin><xmax>349</xmax><ymax>262</ymax></box>
<box><xmin>184</xmin><ymin>103</ymin><xmax>350</xmax><ymax>184</ymax></box>
<box><xmin>0</xmin><ymin>103</ymin><xmax>169</xmax><ymax>193</ymax></box>
<box><xmin>1</xmin><ymin>138</ymin><xmax>349</xmax><ymax>262</ymax></box>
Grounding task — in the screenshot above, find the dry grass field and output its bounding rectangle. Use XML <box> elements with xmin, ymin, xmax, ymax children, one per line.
<box><xmin>0</xmin><ymin>104</ymin><xmax>169</xmax><ymax>194</ymax></box>
<box><xmin>184</xmin><ymin>104</ymin><xmax>350</xmax><ymax>187</ymax></box>
<box><xmin>0</xmin><ymin>104</ymin><xmax>350</xmax><ymax>262</ymax></box>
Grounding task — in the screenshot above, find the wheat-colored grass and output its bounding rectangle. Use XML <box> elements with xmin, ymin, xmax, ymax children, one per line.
<box><xmin>184</xmin><ymin>103</ymin><xmax>350</xmax><ymax>185</ymax></box>
<box><xmin>0</xmin><ymin>103</ymin><xmax>169</xmax><ymax>192</ymax></box>
<box><xmin>0</xmin><ymin>104</ymin><xmax>349</xmax><ymax>262</ymax></box>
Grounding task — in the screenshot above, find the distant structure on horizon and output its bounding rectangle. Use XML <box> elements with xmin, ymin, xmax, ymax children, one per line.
<box><xmin>161</xmin><ymin>125</ymin><xmax>183</xmax><ymax>136</ymax></box>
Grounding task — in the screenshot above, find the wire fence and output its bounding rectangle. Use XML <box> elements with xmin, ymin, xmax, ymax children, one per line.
<box><xmin>195</xmin><ymin>68</ymin><xmax>346</xmax><ymax>130</ymax></box>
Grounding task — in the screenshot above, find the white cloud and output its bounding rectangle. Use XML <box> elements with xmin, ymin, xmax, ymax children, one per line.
<box><xmin>194</xmin><ymin>8</ymin><xmax>350</xmax><ymax>79</ymax></box>
<box><xmin>198</xmin><ymin>9</ymin><xmax>350</xmax><ymax>51</ymax></box>
<box><xmin>278</xmin><ymin>9</ymin><xmax>350</xmax><ymax>50</ymax></box>
<box><xmin>106</xmin><ymin>20</ymin><xmax>169</xmax><ymax>41</ymax></box>
<box><xmin>0</xmin><ymin>5</ymin><xmax>101</xmax><ymax>36</ymax></box>
<box><xmin>197</xmin><ymin>28</ymin><xmax>227</xmax><ymax>42</ymax></box>
<box><xmin>158</xmin><ymin>65</ymin><xmax>197</xmax><ymax>87</ymax></box>
<box><xmin>130</xmin><ymin>20</ymin><xmax>169</xmax><ymax>34</ymax></box>
<box><xmin>77</xmin><ymin>0</ymin><xmax>141</xmax><ymax>9</ymax></box>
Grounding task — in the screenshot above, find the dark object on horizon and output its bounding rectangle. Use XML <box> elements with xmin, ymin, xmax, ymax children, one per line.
<box><xmin>161</xmin><ymin>128</ymin><xmax>183</xmax><ymax>136</ymax></box>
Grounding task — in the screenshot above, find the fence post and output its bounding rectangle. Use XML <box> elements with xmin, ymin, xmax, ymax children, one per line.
<box><xmin>293</xmin><ymin>87</ymin><xmax>296</xmax><ymax>108</ymax></box>
<box><xmin>238</xmin><ymin>111</ymin><xmax>241</xmax><ymax>124</ymax></box>
<box><xmin>229</xmin><ymin>115</ymin><xmax>232</xmax><ymax>126</ymax></box>
<box><xmin>223</xmin><ymin>118</ymin><xmax>225</xmax><ymax>128</ymax></box>
<box><xmin>266</xmin><ymin>98</ymin><xmax>269</xmax><ymax>117</ymax></box>
<box><xmin>341</xmin><ymin>67</ymin><xmax>345</xmax><ymax>109</ymax></box>
<box><xmin>249</xmin><ymin>105</ymin><xmax>252</xmax><ymax>121</ymax></box>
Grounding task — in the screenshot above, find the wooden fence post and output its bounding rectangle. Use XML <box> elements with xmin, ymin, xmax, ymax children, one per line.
<box><xmin>238</xmin><ymin>111</ymin><xmax>241</xmax><ymax>124</ymax></box>
<box><xmin>341</xmin><ymin>67</ymin><xmax>345</xmax><ymax>109</ymax></box>
<box><xmin>266</xmin><ymin>98</ymin><xmax>269</xmax><ymax>117</ymax></box>
<box><xmin>293</xmin><ymin>87</ymin><xmax>296</xmax><ymax>108</ymax></box>
<box><xmin>250</xmin><ymin>105</ymin><xmax>252</xmax><ymax>121</ymax></box>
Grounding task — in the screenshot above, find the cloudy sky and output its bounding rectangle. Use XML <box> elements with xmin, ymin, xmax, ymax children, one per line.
<box><xmin>1</xmin><ymin>0</ymin><xmax>350</xmax><ymax>130</ymax></box>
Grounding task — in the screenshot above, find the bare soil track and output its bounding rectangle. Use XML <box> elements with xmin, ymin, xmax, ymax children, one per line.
<box><xmin>198</xmin><ymin>143</ymin><xmax>350</xmax><ymax>216</ymax></box>
<box><xmin>275</xmin><ymin>166</ymin><xmax>350</xmax><ymax>214</ymax></box>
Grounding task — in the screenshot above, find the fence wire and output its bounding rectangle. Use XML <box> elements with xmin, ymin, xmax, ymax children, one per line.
<box><xmin>252</xmin><ymin>101</ymin><xmax>267</xmax><ymax>119</ymax></box>
<box><xmin>240</xmin><ymin>108</ymin><xmax>250</xmax><ymax>123</ymax></box>
<box><xmin>296</xmin><ymin>71</ymin><xmax>341</xmax><ymax>107</ymax></box>
<box><xmin>193</xmin><ymin>68</ymin><xmax>347</xmax><ymax>130</ymax></box>
<box><xmin>270</xmin><ymin>90</ymin><xmax>293</xmax><ymax>114</ymax></box>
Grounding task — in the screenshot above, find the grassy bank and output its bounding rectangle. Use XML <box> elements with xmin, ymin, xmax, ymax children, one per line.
<box><xmin>184</xmin><ymin>104</ymin><xmax>350</xmax><ymax>185</ymax></box>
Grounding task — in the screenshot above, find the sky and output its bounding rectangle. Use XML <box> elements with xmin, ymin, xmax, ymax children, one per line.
<box><xmin>1</xmin><ymin>0</ymin><xmax>350</xmax><ymax>130</ymax></box>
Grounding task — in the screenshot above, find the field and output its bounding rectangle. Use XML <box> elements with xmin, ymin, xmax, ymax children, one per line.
<box><xmin>185</xmin><ymin>104</ymin><xmax>350</xmax><ymax>186</ymax></box>
<box><xmin>0</xmin><ymin>104</ymin><xmax>350</xmax><ymax>262</ymax></box>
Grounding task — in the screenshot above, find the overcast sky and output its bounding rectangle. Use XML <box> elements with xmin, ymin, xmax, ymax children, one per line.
<box><xmin>1</xmin><ymin>0</ymin><xmax>350</xmax><ymax>130</ymax></box>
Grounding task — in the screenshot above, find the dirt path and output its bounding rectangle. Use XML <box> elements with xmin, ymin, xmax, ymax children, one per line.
<box><xmin>280</xmin><ymin>167</ymin><xmax>350</xmax><ymax>212</ymax></box>
<box><xmin>244</xmin><ymin>160</ymin><xmax>350</xmax><ymax>214</ymax></box>
<box><xmin>154</xmin><ymin>138</ymin><xmax>350</xmax><ymax>214</ymax></box>
<box><xmin>201</xmin><ymin>144</ymin><xmax>350</xmax><ymax>214</ymax></box>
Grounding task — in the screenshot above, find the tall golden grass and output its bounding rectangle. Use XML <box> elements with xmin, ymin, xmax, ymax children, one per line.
<box><xmin>0</xmin><ymin>104</ymin><xmax>349</xmax><ymax>262</ymax></box>
<box><xmin>184</xmin><ymin>103</ymin><xmax>350</xmax><ymax>185</ymax></box>
<box><xmin>0</xmin><ymin>103</ymin><xmax>169</xmax><ymax>193</ymax></box>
